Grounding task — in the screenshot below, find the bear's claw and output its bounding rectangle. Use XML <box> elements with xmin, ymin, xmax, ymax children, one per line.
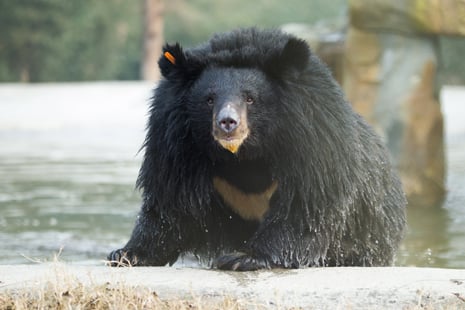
<box><xmin>107</xmin><ymin>249</ymin><xmax>137</xmax><ymax>267</ymax></box>
<box><xmin>213</xmin><ymin>252</ymin><xmax>271</xmax><ymax>271</ymax></box>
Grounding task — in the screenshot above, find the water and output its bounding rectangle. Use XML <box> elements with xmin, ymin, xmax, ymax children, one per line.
<box><xmin>0</xmin><ymin>82</ymin><xmax>464</xmax><ymax>267</ymax></box>
<box><xmin>398</xmin><ymin>86</ymin><xmax>465</xmax><ymax>268</ymax></box>
<box><xmin>0</xmin><ymin>82</ymin><xmax>148</xmax><ymax>264</ymax></box>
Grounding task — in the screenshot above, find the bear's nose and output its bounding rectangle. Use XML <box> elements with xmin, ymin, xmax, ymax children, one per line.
<box><xmin>217</xmin><ymin>107</ymin><xmax>240</xmax><ymax>133</ymax></box>
<box><xmin>219</xmin><ymin>117</ymin><xmax>238</xmax><ymax>133</ymax></box>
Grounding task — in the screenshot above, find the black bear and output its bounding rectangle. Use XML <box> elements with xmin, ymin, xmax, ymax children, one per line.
<box><xmin>108</xmin><ymin>28</ymin><xmax>406</xmax><ymax>270</ymax></box>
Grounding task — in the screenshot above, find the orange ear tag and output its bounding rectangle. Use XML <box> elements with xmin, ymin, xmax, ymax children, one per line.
<box><xmin>164</xmin><ymin>51</ymin><xmax>176</xmax><ymax>65</ymax></box>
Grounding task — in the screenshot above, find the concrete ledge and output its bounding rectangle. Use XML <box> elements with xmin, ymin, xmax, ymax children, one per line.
<box><xmin>1</xmin><ymin>264</ymin><xmax>465</xmax><ymax>308</ymax></box>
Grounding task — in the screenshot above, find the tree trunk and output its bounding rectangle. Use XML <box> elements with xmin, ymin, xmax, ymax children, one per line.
<box><xmin>142</xmin><ymin>0</ymin><xmax>163</xmax><ymax>81</ymax></box>
<box><xmin>20</xmin><ymin>63</ymin><xmax>30</xmax><ymax>83</ymax></box>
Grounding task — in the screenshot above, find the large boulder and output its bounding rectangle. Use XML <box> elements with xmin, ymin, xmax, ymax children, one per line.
<box><xmin>350</xmin><ymin>0</ymin><xmax>465</xmax><ymax>36</ymax></box>
<box><xmin>344</xmin><ymin>4</ymin><xmax>447</xmax><ymax>207</ymax></box>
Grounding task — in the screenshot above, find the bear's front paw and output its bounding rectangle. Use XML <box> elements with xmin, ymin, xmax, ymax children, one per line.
<box><xmin>213</xmin><ymin>252</ymin><xmax>271</xmax><ymax>271</ymax></box>
<box><xmin>107</xmin><ymin>249</ymin><xmax>139</xmax><ymax>267</ymax></box>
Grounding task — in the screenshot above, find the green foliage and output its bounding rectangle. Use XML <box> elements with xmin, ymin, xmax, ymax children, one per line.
<box><xmin>0</xmin><ymin>0</ymin><xmax>143</xmax><ymax>82</ymax></box>
<box><xmin>0</xmin><ymin>0</ymin><xmax>67</xmax><ymax>81</ymax></box>
<box><xmin>45</xmin><ymin>1</ymin><xmax>143</xmax><ymax>81</ymax></box>
<box><xmin>1</xmin><ymin>0</ymin><xmax>463</xmax><ymax>83</ymax></box>
<box><xmin>164</xmin><ymin>0</ymin><xmax>347</xmax><ymax>47</ymax></box>
<box><xmin>0</xmin><ymin>0</ymin><xmax>347</xmax><ymax>82</ymax></box>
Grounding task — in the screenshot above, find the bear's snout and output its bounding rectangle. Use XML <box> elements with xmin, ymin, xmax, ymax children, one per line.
<box><xmin>217</xmin><ymin>106</ymin><xmax>240</xmax><ymax>134</ymax></box>
<box><xmin>212</xmin><ymin>103</ymin><xmax>249</xmax><ymax>154</ymax></box>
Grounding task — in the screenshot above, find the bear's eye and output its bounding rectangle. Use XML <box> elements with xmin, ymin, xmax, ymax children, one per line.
<box><xmin>246</xmin><ymin>96</ymin><xmax>254</xmax><ymax>105</ymax></box>
<box><xmin>206</xmin><ymin>97</ymin><xmax>214</xmax><ymax>106</ymax></box>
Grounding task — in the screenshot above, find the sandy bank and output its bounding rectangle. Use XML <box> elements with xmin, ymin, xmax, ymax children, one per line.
<box><xmin>1</xmin><ymin>264</ymin><xmax>464</xmax><ymax>308</ymax></box>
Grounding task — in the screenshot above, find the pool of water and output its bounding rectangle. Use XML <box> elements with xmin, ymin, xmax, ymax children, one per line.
<box><xmin>0</xmin><ymin>83</ymin><xmax>464</xmax><ymax>267</ymax></box>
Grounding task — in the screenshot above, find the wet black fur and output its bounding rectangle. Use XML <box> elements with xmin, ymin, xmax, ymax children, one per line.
<box><xmin>108</xmin><ymin>28</ymin><xmax>407</xmax><ymax>270</ymax></box>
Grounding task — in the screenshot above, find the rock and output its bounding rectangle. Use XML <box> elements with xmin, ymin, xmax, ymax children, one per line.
<box><xmin>343</xmin><ymin>28</ymin><xmax>381</xmax><ymax>128</ymax></box>
<box><xmin>344</xmin><ymin>5</ymin><xmax>447</xmax><ymax>207</ymax></box>
<box><xmin>399</xmin><ymin>61</ymin><xmax>445</xmax><ymax>207</ymax></box>
<box><xmin>1</xmin><ymin>264</ymin><xmax>465</xmax><ymax>309</ymax></box>
<box><xmin>349</xmin><ymin>0</ymin><xmax>465</xmax><ymax>36</ymax></box>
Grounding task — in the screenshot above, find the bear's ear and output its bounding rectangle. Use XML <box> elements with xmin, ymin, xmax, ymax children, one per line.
<box><xmin>266</xmin><ymin>37</ymin><xmax>310</xmax><ymax>76</ymax></box>
<box><xmin>158</xmin><ymin>43</ymin><xmax>202</xmax><ymax>81</ymax></box>
<box><xmin>158</xmin><ymin>43</ymin><xmax>185</xmax><ymax>79</ymax></box>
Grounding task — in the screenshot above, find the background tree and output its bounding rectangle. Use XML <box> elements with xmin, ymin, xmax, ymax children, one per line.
<box><xmin>142</xmin><ymin>0</ymin><xmax>164</xmax><ymax>81</ymax></box>
<box><xmin>0</xmin><ymin>0</ymin><xmax>463</xmax><ymax>84</ymax></box>
<box><xmin>0</xmin><ymin>0</ymin><xmax>143</xmax><ymax>82</ymax></box>
<box><xmin>0</xmin><ymin>0</ymin><xmax>66</xmax><ymax>82</ymax></box>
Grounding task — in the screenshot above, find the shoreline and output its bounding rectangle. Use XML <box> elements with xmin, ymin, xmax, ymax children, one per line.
<box><xmin>1</xmin><ymin>264</ymin><xmax>465</xmax><ymax>309</ymax></box>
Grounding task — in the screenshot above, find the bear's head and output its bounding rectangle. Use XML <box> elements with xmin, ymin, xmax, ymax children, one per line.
<box><xmin>157</xmin><ymin>28</ymin><xmax>311</xmax><ymax>157</ymax></box>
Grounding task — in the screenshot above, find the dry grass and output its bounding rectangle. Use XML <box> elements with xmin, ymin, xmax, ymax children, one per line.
<box><xmin>2</xmin><ymin>282</ymin><xmax>463</xmax><ymax>310</ymax></box>
<box><xmin>2</xmin><ymin>278</ymin><xmax>463</xmax><ymax>310</ymax></box>
<box><xmin>0</xmin><ymin>258</ymin><xmax>263</xmax><ymax>310</ymax></box>
<box><xmin>0</xmin><ymin>280</ymin><xmax>259</xmax><ymax>310</ymax></box>
<box><xmin>1</xmin><ymin>260</ymin><xmax>463</xmax><ymax>310</ymax></box>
